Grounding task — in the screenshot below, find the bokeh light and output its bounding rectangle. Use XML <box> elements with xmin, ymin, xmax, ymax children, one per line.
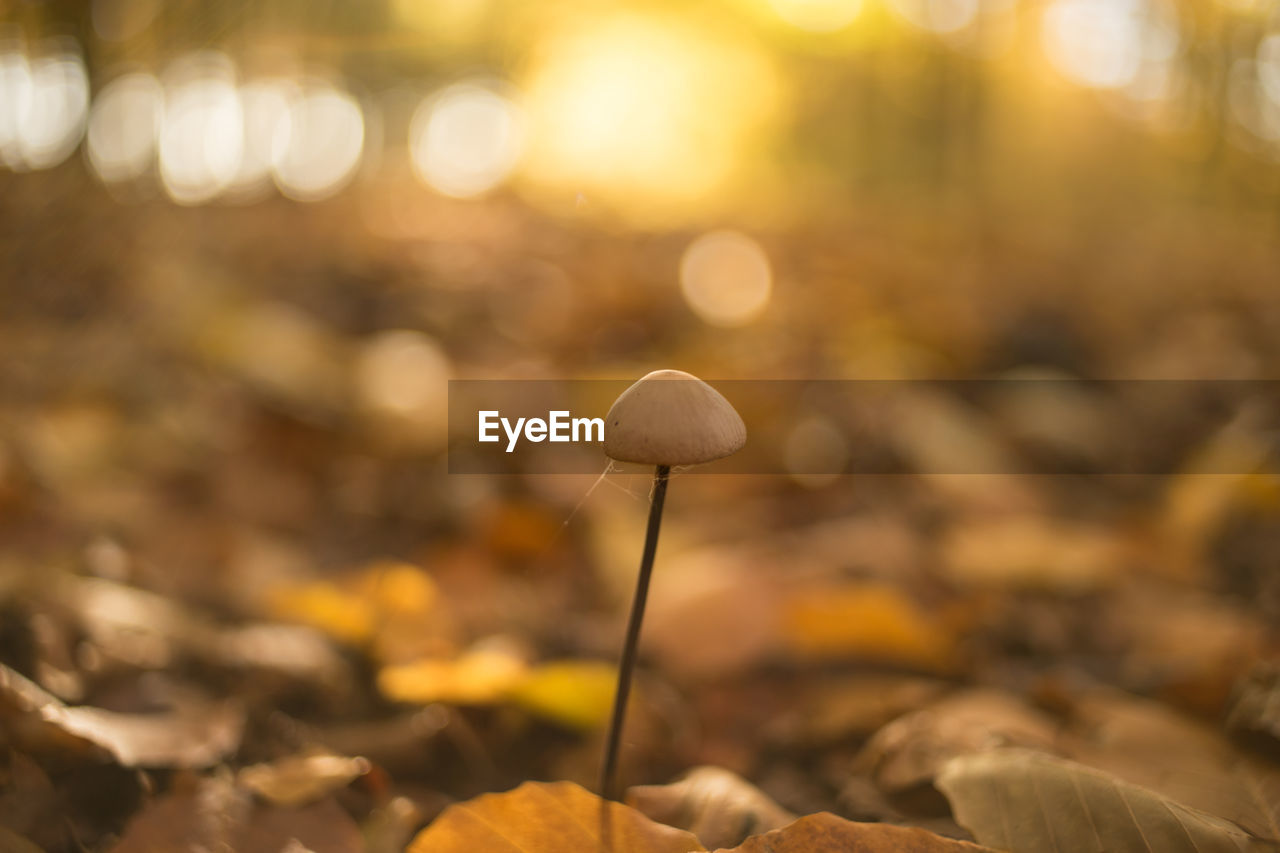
<box><xmin>158</xmin><ymin>53</ymin><xmax>243</xmax><ymax>204</ymax></box>
<box><xmin>1228</xmin><ymin>60</ymin><xmax>1280</xmax><ymax>146</ymax></box>
<box><xmin>767</xmin><ymin>0</ymin><xmax>863</xmax><ymax>33</ymax></box>
<box><xmin>1041</xmin><ymin>0</ymin><xmax>1178</xmax><ymax>90</ymax></box>
<box><xmin>0</xmin><ymin>40</ymin><xmax>31</xmax><ymax>168</ymax></box>
<box><xmin>87</xmin><ymin>72</ymin><xmax>162</xmax><ymax>184</ymax></box>
<box><xmin>679</xmin><ymin>230</ymin><xmax>773</xmax><ymax>327</ymax></box>
<box><xmin>230</xmin><ymin>79</ymin><xmax>295</xmax><ymax>198</ymax></box>
<box><xmin>1259</xmin><ymin>34</ymin><xmax>1280</xmax><ymax>107</ymax></box>
<box><xmin>522</xmin><ymin>14</ymin><xmax>779</xmax><ymax>222</ymax></box>
<box><xmin>355</xmin><ymin>330</ymin><xmax>452</xmax><ymax>439</ymax></box>
<box><xmin>888</xmin><ymin>0</ymin><xmax>979</xmax><ymax>35</ymax></box>
<box><xmin>409</xmin><ymin>80</ymin><xmax>524</xmax><ymax>199</ymax></box>
<box><xmin>271</xmin><ymin>81</ymin><xmax>365</xmax><ymax>202</ymax></box>
<box><xmin>0</xmin><ymin>41</ymin><xmax>89</xmax><ymax>171</ymax></box>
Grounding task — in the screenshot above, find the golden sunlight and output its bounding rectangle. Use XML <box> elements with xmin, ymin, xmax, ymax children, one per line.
<box><xmin>520</xmin><ymin>13</ymin><xmax>780</xmax><ymax>224</ymax></box>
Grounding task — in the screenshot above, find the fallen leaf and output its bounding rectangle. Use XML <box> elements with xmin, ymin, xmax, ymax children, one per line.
<box><xmin>781</xmin><ymin>584</ymin><xmax>955</xmax><ymax>671</ymax></box>
<box><xmin>378</xmin><ymin>642</ymin><xmax>528</xmax><ymax>705</ymax></box>
<box><xmin>643</xmin><ymin>547</ymin><xmax>783</xmax><ymax>680</ymax></box>
<box><xmin>1228</xmin><ymin>660</ymin><xmax>1280</xmax><ymax>748</ymax></box>
<box><xmin>1063</xmin><ymin>690</ymin><xmax>1280</xmax><ymax>841</ymax></box>
<box><xmin>66</xmin><ymin>577</ymin><xmax>352</xmax><ymax>688</ymax></box>
<box><xmin>266</xmin><ymin>561</ymin><xmax>452</xmax><ymax>664</ymax></box>
<box><xmin>1104</xmin><ymin>583</ymin><xmax>1270</xmax><ymax>713</ymax></box>
<box><xmin>110</xmin><ymin>772</ymin><xmax>365</xmax><ymax>853</ymax></box>
<box><xmin>266</xmin><ymin>581</ymin><xmax>374</xmax><ymax>646</ymax></box>
<box><xmin>941</xmin><ymin>515</ymin><xmax>1128</xmax><ymax>592</ymax></box>
<box><xmin>627</xmin><ymin>766</ymin><xmax>797</xmax><ymax>849</ymax></box>
<box><xmin>711</xmin><ymin>812</ymin><xmax>997</xmax><ymax>852</ymax></box>
<box><xmin>937</xmin><ymin>748</ymin><xmax>1280</xmax><ymax>853</ymax></box>
<box><xmin>406</xmin><ymin>780</ymin><xmax>705</xmax><ymax>853</ymax></box>
<box><xmin>46</xmin><ymin>701</ymin><xmax>244</xmax><ymax>768</ymax></box>
<box><xmin>239</xmin><ymin>752</ymin><xmax>372</xmax><ymax>808</ymax></box>
<box><xmin>1</xmin><ymin>663</ymin><xmax>243</xmax><ymax>768</ymax></box>
<box><xmin>855</xmin><ymin>689</ymin><xmax>1060</xmax><ymax>793</ymax></box>
<box><xmin>766</xmin><ymin>676</ymin><xmax>949</xmax><ymax>749</ymax></box>
<box><xmin>506</xmin><ymin>660</ymin><xmax>618</xmax><ymax>730</ymax></box>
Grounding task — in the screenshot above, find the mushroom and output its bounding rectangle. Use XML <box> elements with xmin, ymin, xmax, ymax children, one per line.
<box><xmin>599</xmin><ymin>369</ymin><xmax>746</xmax><ymax>801</ymax></box>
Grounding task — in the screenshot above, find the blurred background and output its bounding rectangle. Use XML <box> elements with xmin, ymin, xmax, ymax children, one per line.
<box><xmin>1</xmin><ymin>0</ymin><xmax>1279</xmax><ymax>850</ymax></box>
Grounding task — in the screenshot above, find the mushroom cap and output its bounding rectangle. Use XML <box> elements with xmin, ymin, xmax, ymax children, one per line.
<box><xmin>603</xmin><ymin>370</ymin><xmax>746</xmax><ymax>466</ymax></box>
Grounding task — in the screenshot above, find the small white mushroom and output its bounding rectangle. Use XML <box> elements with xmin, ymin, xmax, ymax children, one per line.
<box><xmin>599</xmin><ymin>369</ymin><xmax>745</xmax><ymax>802</ymax></box>
<box><xmin>604</xmin><ymin>369</ymin><xmax>747</xmax><ymax>467</ymax></box>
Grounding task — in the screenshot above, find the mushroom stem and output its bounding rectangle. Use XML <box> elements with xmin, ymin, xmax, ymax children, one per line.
<box><xmin>600</xmin><ymin>463</ymin><xmax>670</xmax><ymax>802</ymax></box>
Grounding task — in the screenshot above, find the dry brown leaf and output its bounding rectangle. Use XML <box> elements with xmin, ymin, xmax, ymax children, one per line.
<box><xmin>855</xmin><ymin>689</ymin><xmax>1060</xmax><ymax>793</ymax></box>
<box><xmin>47</xmin><ymin>700</ymin><xmax>243</xmax><ymax>769</ymax></box>
<box><xmin>767</xmin><ymin>676</ymin><xmax>949</xmax><ymax>749</ymax></box>
<box><xmin>643</xmin><ymin>547</ymin><xmax>783</xmax><ymax>680</ymax></box>
<box><xmin>239</xmin><ymin>752</ymin><xmax>372</xmax><ymax>808</ymax></box>
<box><xmin>941</xmin><ymin>516</ymin><xmax>1128</xmax><ymax>592</ymax></box>
<box><xmin>66</xmin><ymin>577</ymin><xmax>351</xmax><ymax>687</ymax></box>
<box><xmin>1</xmin><ymin>663</ymin><xmax>243</xmax><ymax>768</ymax></box>
<box><xmin>406</xmin><ymin>780</ymin><xmax>705</xmax><ymax>853</ymax></box>
<box><xmin>711</xmin><ymin>812</ymin><xmax>997</xmax><ymax>853</ymax></box>
<box><xmin>627</xmin><ymin>766</ymin><xmax>797</xmax><ymax>849</ymax></box>
<box><xmin>1104</xmin><ymin>583</ymin><xmax>1270</xmax><ymax>714</ymax></box>
<box><xmin>110</xmin><ymin>773</ymin><xmax>364</xmax><ymax>853</ymax></box>
<box><xmin>937</xmin><ymin>748</ymin><xmax>1280</xmax><ymax>853</ymax></box>
<box><xmin>1228</xmin><ymin>661</ymin><xmax>1280</xmax><ymax>747</ymax></box>
<box><xmin>1064</xmin><ymin>690</ymin><xmax>1280</xmax><ymax>841</ymax></box>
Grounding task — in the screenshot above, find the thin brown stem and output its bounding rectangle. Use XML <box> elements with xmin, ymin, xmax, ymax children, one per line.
<box><xmin>599</xmin><ymin>464</ymin><xmax>670</xmax><ymax>803</ymax></box>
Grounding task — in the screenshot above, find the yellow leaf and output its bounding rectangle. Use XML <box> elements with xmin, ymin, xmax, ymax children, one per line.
<box><xmin>782</xmin><ymin>584</ymin><xmax>954</xmax><ymax>671</ymax></box>
<box><xmin>265</xmin><ymin>561</ymin><xmax>445</xmax><ymax>657</ymax></box>
<box><xmin>407</xmin><ymin>780</ymin><xmax>705</xmax><ymax>853</ymax></box>
<box><xmin>378</xmin><ymin>646</ymin><xmax>528</xmax><ymax>704</ymax></box>
<box><xmin>361</xmin><ymin>561</ymin><xmax>439</xmax><ymax>615</ymax></box>
<box><xmin>267</xmin><ymin>582</ymin><xmax>375</xmax><ymax>645</ymax></box>
<box><xmin>507</xmin><ymin>661</ymin><xmax>618</xmax><ymax>730</ymax></box>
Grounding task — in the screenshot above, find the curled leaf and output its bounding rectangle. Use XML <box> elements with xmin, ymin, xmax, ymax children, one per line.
<box><xmin>855</xmin><ymin>689</ymin><xmax>1059</xmax><ymax>794</ymax></box>
<box><xmin>627</xmin><ymin>766</ymin><xmax>797</xmax><ymax>849</ymax></box>
<box><xmin>45</xmin><ymin>701</ymin><xmax>244</xmax><ymax>768</ymax></box>
<box><xmin>937</xmin><ymin>748</ymin><xmax>1280</xmax><ymax>853</ymax></box>
<box><xmin>1</xmin><ymin>663</ymin><xmax>243</xmax><ymax>768</ymax></box>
